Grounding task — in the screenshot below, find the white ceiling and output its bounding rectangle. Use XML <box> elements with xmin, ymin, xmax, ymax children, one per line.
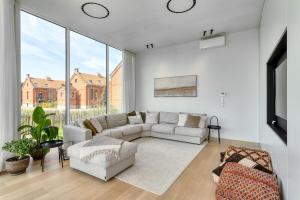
<box><xmin>19</xmin><ymin>0</ymin><xmax>265</xmax><ymax>53</ymax></box>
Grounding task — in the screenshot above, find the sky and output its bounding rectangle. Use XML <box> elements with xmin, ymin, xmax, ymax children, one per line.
<box><xmin>21</xmin><ymin>11</ymin><xmax>122</xmax><ymax>82</ymax></box>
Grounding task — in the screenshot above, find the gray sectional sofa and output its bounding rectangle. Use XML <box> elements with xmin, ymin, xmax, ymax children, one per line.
<box><xmin>63</xmin><ymin>111</ymin><xmax>209</xmax><ymax>146</ymax></box>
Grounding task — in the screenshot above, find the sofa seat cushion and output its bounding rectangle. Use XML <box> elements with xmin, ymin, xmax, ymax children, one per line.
<box><xmin>140</xmin><ymin>123</ymin><xmax>154</xmax><ymax>132</ymax></box>
<box><xmin>175</xmin><ymin>127</ymin><xmax>206</xmax><ymax>137</ymax></box>
<box><xmin>151</xmin><ymin>124</ymin><xmax>176</xmax><ymax>134</ymax></box>
<box><xmin>67</xmin><ymin>139</ymin><xmax>137</xmax><ymax>168</ymax></box>
<box><xmin>113</xmin><ymin>125</ymin><xmax>142</xmax><ymax>136</ymax></box>
<box><xmin>215</xmin><ymin>162</ymin><xmax>280</xmax><ymax>200</ymax></box>
<box><xmin>99</xmin><ymin>129</ymin><xmax>123</xmax><ymax>139</ymax></box>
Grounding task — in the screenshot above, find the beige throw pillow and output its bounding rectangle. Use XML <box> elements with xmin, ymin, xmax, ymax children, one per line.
<box><xmin>90</xmin><ymin>118</ymin><xmax>103</xmax><ymax>133</ymax></box>
<box><xmin>184</xmin><ymin>115</ymin><xmax>201</xmax><ymax>128</ymax></box>
<box><xmin>177</xmin><ymin>114</ymin><xmax>188</xmax><ymax>127</ymax></box>
<box><xmin>198</xmin><ymin>116</ymin><xmax>208</xmax><ymax>128</ymax></box>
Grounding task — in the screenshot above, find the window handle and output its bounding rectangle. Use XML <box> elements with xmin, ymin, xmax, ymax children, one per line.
<box><xmin>272</xmin><ymin>120</ymin><xmax>276</xmax><ymax>125</ymax></box>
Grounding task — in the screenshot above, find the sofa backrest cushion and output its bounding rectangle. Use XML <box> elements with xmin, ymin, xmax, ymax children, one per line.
<box><xmin>145</xmin><ymin>112</ymin><xmax>159</xmax><ymax>124</ymax></box>
<box><xmin>93</xmin><ymin>115</ymin><xmax>108</xmax><ymax>130</ymax></box>
<box><xmin>159</xmin><ymin>112</ymin><xmax>179</xmax><ymax>124</ymax></box>
<box><xmin>106</xmin><ymin>113</ymin><xmax>128</xmax><ymax>128</ymax></box>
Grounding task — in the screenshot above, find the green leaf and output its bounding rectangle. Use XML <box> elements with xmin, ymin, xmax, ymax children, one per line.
<box><xmin>18</xmin><ymin>125</ymin><xmax>33</xmax><ymax>132</ymax></box>
<box><xmin>44</xmin><ymin>126</ymin><xmax>58</xmax><ymax>141</ymax></box>
<box><xmin>32</xmin><ymin>107</ymin><xmax>45</xmax><ymax>124</ymax></box>
<box><xmin>43</xmin><ymin>113</ymin><xmax>56</xmax><ymax>119</ymax></box>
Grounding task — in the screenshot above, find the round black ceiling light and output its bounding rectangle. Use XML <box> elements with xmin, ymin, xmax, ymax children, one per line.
<box><xmin>81</xmin><ymin>2</ymin><xmax>110</xmax><ymax>19</ymax></box>
<box><xmin>167</xmin><ymin>0</ymin><xmax>196</xmax><ymax>14</ymax></box>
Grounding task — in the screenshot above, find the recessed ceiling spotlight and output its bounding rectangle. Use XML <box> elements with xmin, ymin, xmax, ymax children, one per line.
<box><xmin>146</xmin><ymin>43</ymin><xmax>154</xmax><ymax>49</ymax></box>
<box><xmin>81</xmin><ymin>2</ymin><xmax>110</xmax><ymax>19</ymax></box>
<box><xmin>167</xmin><ymin>0</ymin><xmax>196</xmax><ymax>14</ymax></box>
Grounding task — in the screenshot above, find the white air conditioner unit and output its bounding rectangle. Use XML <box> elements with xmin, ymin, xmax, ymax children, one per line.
<box><xmin>199</xmin><ymin>33</ymin><xmax>226</xmax><ymax>50</ymax></box>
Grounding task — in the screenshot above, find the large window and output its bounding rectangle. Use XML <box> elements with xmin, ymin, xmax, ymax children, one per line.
<box><xmin>20</xmin><ymin>11</ymin><xmax>124</xmax><ymax>134</ymax></box>
<box><xmin>69</xmin><ymin>31</ymin><xmax>107</xmax><ymax>122</ymax></box>
<box><xmin>21</xmin><ymin>11</ymin><xmax>66</xmax><ymax>136</ymax></box>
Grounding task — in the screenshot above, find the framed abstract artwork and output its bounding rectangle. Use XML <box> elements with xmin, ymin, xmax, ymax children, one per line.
<box><xmin>154</xmin><ymin>75</ymin><xmax>197</xmax><ymax>97</ymax></box>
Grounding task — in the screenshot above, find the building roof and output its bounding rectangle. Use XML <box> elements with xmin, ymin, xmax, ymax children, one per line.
<box><xmin>110</xmin><ymin>62</ymin><xmax>122</xmax><ymax>78</ymax></box>
<box><xmin>25</xmin><ymin>76</ymin><xmax>65</xmax><ymax>89</ymax></box>
<box><xmin>71</xmin><ymin>68</ymin><xmax>106</xmax><ymax>86</ymax></box>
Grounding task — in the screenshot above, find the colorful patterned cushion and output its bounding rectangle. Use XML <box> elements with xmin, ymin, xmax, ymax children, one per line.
<box><xmin>216</xmin><ymin>162</ymin><xmax>280</xmax><ymax>200</ymax></box>
<box><xmin>212</xmin><ymin>153</ymin><xmax>273</xmax><ymax>183</ymax></box>
<box><xmin>224</xmin><ymin>146</ymin><xmax>273</xmax><ymax>171</ymax></box>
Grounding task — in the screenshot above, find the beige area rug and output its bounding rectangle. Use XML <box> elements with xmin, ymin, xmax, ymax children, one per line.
<box><xmin>116</xmin><ymin>137</ymin><xmax>207</xmax><ymax>195</ymax></box>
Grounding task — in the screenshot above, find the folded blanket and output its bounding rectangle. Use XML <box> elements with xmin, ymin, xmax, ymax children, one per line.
<box><xmin>80</xmin><ymin>136</ymin><xmax>124</xmax><ymax>162</ymax></box>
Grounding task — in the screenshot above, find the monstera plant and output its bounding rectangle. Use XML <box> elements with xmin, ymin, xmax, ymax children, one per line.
<box><xmin>18</xmin><ymin>107</ymin><xmax>59</xmax><ymax>160</ymax></box>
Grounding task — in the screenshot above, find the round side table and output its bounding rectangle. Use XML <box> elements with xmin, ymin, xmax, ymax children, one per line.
<box><xmin>208</xmin><ymin>125</ymin><xmax>221</xmax><ymax>144</ymax></box>
<box><xmin>40</xmin><ymin>140</ymin><xmax>64</xmax><ymax>172</ymax></box>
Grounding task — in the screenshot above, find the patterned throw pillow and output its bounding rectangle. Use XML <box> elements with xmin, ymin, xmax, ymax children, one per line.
<box><xmin>83</xmin><ymin>120</ymin><xmax>97</xmax><ymax>136</ymax></box>
<box><xmin>128</xmin><ymin>115</ymin><xmax>143</xmax><ymax>125</ymax></box>
<box><xmin>215</xmin><ymin>162</ymin><xmax>280</xmax><ymax>200</ymax></box>
<box><xmin>212</xmin><ymin>153</ymin><xmax>273</xmax><ymax>183</ymax></box>
<box><xmin>184</xmin><ymin>115</ymin><xmax>201</xmax><ymax>128</ymax></box>
<box><xmin>224</xmin><ymin>146</ymin><xmax>273</xmax><ymax>171</ymax></box>
<box><xmin>90</xmin><ymin>118</ymin><xmax>103</xmax><ymax>133</ymax></box>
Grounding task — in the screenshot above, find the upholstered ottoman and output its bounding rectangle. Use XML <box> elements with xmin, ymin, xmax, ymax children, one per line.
<box><xmin>215</xmin><ymin>162</ymin><xmax>280</xmax><ymax>200</ymax></box>
<box><xmin>67</xmin><ymin>138</ymin><xmax>137</xmax><ymax>181</ymax></box>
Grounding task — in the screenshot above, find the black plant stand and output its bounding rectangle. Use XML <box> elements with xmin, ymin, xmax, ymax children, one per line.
<box><xmin>40</xmin><ymin>140</ymin><xmax>64</xmax><ymax>172</ymax></box>
<box><xmin>208</xmin><ymin>116</ymin><xmax>221</xmax><ymax>144</ymax></box>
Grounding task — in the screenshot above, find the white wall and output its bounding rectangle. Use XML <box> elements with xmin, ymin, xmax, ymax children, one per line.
<box><xmin>259</xmin><ymin>0</ymin><xmax>288</xmax><ymax>198</ymax></box>
<box><xmin>136</xmin><ymin>29</ymin><xmax>259</xmax><ymax>142</ymax></box>
<box><xmin>288</xmin><ymin>0</ymin><xmax>300</xmax><ymax>199</ymax></box>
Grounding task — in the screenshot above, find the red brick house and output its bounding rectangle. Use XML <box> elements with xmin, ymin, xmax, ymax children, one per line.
<box><xmin>22</xmin><ymin>66</ymin><xmax>121</xmax><ymax>110</ymax></box>
<box><xmin>21</xmin><ymin>74</ymin><xmax>65</xmax><ymax>108</ymax></box>
<box><xmin>56</xmin><ymin>68</ymin><xmax>106</xmax><ymax>109</ymax></box>
<box><xmin>109</xmin><ymin>63</ymin><xmax>123</xmax><ymax>111</ymax></box>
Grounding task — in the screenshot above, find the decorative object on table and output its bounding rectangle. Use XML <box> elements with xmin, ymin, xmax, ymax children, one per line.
<box><xmin>40</xmin><ymin>139</ymin><xmax>64</xmax><ymax>172</ymax></box>
<box><xmin>154</xmin><ymin>75</ymin><xmax>197</xmax><ymax>97</ymax></box>
<box><xmin>18</xmin><ymin>106</ymin><xmax>59</xmax><ymax>160</ymax></box>
<box><xmin>2</xmin><ymin>138</ymin><xmax>34</xmax><ymax>175</ymax></box>
<box><xmin>208</xmin><ymin>116</ymin><xmax>221</xmax><ymax>143</ymax></box>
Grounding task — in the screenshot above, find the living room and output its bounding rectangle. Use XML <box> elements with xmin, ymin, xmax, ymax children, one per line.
<box><xmin>0</xmin><ymin>0</ymin><xmax>299</xmax><ymax>199</ymax></box>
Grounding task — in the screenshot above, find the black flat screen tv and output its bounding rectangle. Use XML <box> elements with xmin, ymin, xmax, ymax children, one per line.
<box><xmin>267</xmin><ymin>30</ymin><xmax>287</xmax><ymax>144</ymax></box>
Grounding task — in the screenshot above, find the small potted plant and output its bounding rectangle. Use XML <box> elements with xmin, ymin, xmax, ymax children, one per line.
<box><xmin>2</xmin><ymin>138</ymin><xmax>34</xmax><ymax>175</ymax></box>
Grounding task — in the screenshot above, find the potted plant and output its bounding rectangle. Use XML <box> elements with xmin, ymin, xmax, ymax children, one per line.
<box><xmin>18</xmin><ymin>107</ymin><xmax>59</xmax><ymax>160</ymax></box>
<box><xmin>2</xmin><ymin>138</ymin><xmax>34</xmax><ymax>175</ymax></box>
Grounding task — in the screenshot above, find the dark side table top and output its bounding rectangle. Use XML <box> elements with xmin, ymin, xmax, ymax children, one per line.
<box><xmin>207</xmin><ymin>125</ymin><xmax>221</xmax><ymax>129</ymax></box>
<box><xmin>40</xmin><ymin>140</ymin><xmax>63</xmax><ymax>149</ymax></box>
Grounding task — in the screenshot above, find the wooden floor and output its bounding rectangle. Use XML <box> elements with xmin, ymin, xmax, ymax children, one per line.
<box><xmin>0</xmin><ymin>138</ymin><xmax>259</xmax><ymax>200</ymax></box>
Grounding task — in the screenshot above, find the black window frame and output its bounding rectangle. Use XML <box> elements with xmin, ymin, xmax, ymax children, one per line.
<box><xmin>267</xmin><ymin>30</ymin><xmax>287</xmax><ymax>144</ymax></box>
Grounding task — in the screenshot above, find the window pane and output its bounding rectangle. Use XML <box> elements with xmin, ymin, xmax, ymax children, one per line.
<box><xmin>20</xmin><ymin>11</ymin><xmax>65</xmax><ymax>137</ymax></box>
<box><xmin>109</xmin><ymin>47</ymin><xmax>123</xmax><ymax>113</ymax></box>
<box><xmin>70</xmin><ymin>31</ymin><xmax>107</xmax><ymax>122</ymax></box>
